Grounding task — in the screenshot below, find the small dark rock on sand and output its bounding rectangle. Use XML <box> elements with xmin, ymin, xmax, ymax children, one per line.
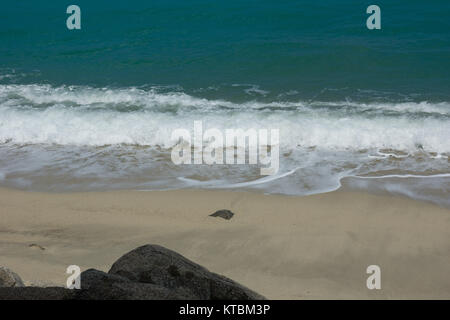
<box><xmin>29</xmin><ymin>243</ymin><xmax>46</xmax><ymax>250</ymax></box>
<box><xmin>209</xmin><ymin>209</ymin><xmax>234</xmax><ymax>220</ymax></box>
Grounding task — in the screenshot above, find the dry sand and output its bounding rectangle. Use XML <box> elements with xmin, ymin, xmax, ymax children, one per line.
<box><xmin>1</xmin><ymin>187</ymin><xmax>449</xmax><ymax>299</ymax></box>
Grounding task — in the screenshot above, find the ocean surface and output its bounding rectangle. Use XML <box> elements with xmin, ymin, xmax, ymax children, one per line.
<box><xmin>0</xmin><ymin>1</ymin><xmax>449</xmax><ymax>206</ymax></box>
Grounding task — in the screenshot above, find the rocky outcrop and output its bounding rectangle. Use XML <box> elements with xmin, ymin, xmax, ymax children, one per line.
<box><xmin>76</xmin><ymin>269</ymin><xmax>194</xmax><ymax>300</ymax></box>
<box><xmin>109</xmin><ymin>244</ymin><xmax>264</xmax><ymax>300</ymax></box>
<box><xmin>0</xmin><ymin>244</ymin><xmax>265</xmax><ymax>300</ymax></box>
<box><xmin>0</xmin><ymin>267</ymin><xmax>24</xmax><ymax>288</ymax></box>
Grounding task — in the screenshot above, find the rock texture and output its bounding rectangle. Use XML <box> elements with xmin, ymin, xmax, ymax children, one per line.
<box><xmin>109</xmin><ymin>244</ymin><xmax>264</xmax><ymax>300</ymax></box>
<box><xmin>0</xmin><ymin>244</ymin><xmax>265</xmax><ymax>300</ymax></box>
<box><xmin>0</xmin><ymin>287</ymin><xmax>75</xmax><ymax>300</ymax></box>
<box><xmin>0</xmin><ymin>267</ymin><xmax>25</xmax><ymax>288</ymax></box>
<box><xmin>209</xmin><ymin>209</ymin><xmax>234</xmax><ymax>220</ymax></box>
<box><xmin>76</xmin><ymin>269</ymin><xmax>194</xmax><ymax>300</ymax></box>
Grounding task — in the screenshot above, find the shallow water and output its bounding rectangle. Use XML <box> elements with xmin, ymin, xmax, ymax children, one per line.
<box><xmin>0</xmin><ymin>1</ymin><xmax>449</xmax><ymax>206</ymax></box>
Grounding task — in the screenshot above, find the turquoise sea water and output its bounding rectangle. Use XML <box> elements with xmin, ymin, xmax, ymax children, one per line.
<box><xmin>0</xmin><ymin>1</ymin><xmax>449</xmax><ymax>205</ymax></box>
<box><xmin>1</xmin><ymin>0</ymin><xmax>449</xmax><ymax>98</ymax></box>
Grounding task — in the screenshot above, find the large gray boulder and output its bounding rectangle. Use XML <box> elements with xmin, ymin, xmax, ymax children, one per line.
<box><xmin>77</xmin><ymin>269</ymin><xmax>194</xmax><ymax>300</ymax></box>
<box><xmin>108</xmin><ymin>244</ymin><xmax>265</xmax><ymax>300</ymax></box>
<box><xmin>0</xmin><ymin>270</ymin><xmax>193</xmax><ymax>300</ymax></box>
<box><xmin>0</xmin><ymin>267</ymin><xmax>25</xmax><ymax>288</ymax></box>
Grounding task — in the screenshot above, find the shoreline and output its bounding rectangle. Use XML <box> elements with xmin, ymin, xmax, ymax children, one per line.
<box><xmin>1</xmin><ymin>187</ymin><xmax>450</xmax><ymax>299</ymax></box>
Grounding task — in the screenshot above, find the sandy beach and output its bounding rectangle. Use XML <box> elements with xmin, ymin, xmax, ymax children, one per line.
<box><xmin>1</xmin><ymin>187</ymin><xmax>449</xmax><ymax>299</ymax></box>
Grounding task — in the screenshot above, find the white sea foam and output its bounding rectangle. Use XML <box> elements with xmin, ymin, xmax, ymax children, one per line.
<box><xmin>0</xmin><ymin>84</ymin><xmax>448</xmax><ymax>206</ymax></box>
<box><xmin>0</xmin><ymin>84</ymin><xmax>449</xmax><ymax>154</ymax></box>
<box><xmin>353</xmin><ymin>173</ymin><xmax>450</xmax><ymax>179</ymax></box>
<box><xmin>178</xmin><ymin>167</ymin><xmax>300</xmax><ymax>189</ymax></box>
